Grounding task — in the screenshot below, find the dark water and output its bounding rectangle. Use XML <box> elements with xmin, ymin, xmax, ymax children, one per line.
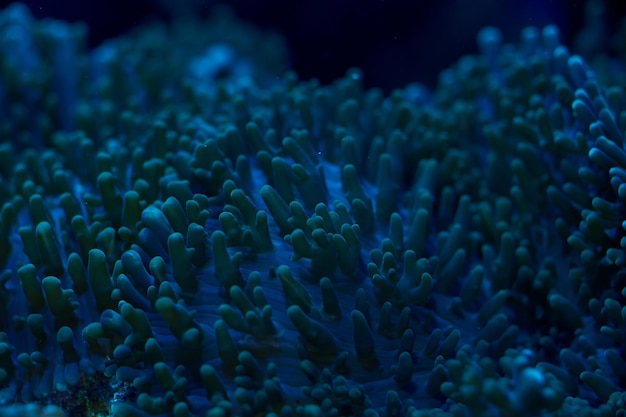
<box><xmin>9</xmin><ymin>0</ymin><xmax>626</xmax><ymax>90</ymax></box>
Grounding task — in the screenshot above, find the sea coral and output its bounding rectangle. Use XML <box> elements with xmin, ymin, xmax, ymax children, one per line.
<box><xmin>0</xmin><ymin>2</ymin><xmax>626</xmax><ymax>417</ymax></box>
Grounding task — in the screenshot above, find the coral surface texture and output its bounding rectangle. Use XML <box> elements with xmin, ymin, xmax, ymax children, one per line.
<box><xmin>0</xmin><ymin>3</ymin><xmax>626</xmax><ymax>417</ymax></box>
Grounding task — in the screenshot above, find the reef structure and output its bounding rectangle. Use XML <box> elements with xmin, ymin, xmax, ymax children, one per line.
<box><xmin>0</xmin><ymin>2</ymin><xmax>625</xmax><ymax>417</ymax></box>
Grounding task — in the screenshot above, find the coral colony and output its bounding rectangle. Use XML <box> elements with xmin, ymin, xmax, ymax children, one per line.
<box><xmin>0</xmin><ymin>2</ymin><xmax>625</xmax><ymax>417</ymax></box>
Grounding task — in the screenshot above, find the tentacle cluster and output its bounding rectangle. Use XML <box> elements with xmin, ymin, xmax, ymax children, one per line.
<box><xmin>0</xmin><ymin>3</ymin><xmax>625</xmax><ymax>417</ymax></box>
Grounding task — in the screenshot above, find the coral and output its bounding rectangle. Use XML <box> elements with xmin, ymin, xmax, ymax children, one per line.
<box><xmin>0</xmin><ymin>2</ymin><xmax>626</xmax><ymax>417</ymax></box>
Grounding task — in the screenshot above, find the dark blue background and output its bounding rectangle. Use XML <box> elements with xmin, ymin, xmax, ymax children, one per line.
<box><xmin>6</xmin><ymin>0</ymin><xmax>626</xmax><ymax>91</ymax></box>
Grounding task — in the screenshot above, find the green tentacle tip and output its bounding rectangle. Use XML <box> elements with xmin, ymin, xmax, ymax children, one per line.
<box><xmin>41</xmin><ymin>276</ymin><xmax>78</xmax><ymax>328</ymax></box>
<box><xmin>200</xmin><ymin>364</ymin><xmax>228</xmax><ymax>404</ymax></box>
<box><xmin>35</xmin><ymin>221</ymin><xmax>64</xmax><ymax>276</ymax></box>
<box><xmin>144</xmin><ymin>337</ymin><xmax>164</xmax><ymax>365</ymax></box>
<box><xmin>17</xmin><ymin>264</ymin><xmax>45</xmax><ymax>312</ymax></box>
<box><xmin>394</xmin><ymin>351</ymin><xmax>413</xmax><ymax>387</ymax></box>
<box><xmin>27</xmin><ymin>314</ymin><xmax>46</xmax><ymax>345</ymax></box>
<box><xmin>18</xmin><ymin>226</ymin><xmax>42</xmax><ymax>268</ymax></box>
<box><xmin>214</xmin><ymin>319</ymin><xmax>239</xmax><ymax>371</ymax></box>
<box><xmin>97</xmin><ymin>171</ymin><xmax>123</xmax><ymax>226</ymax></box>
<box><xmin>56</xmin><ymin>326</ymin><xmax>79</xmax><ymax>364</ymax></box>
<box><xmin>88</xmin><ymin>248</ymin><xmax>115</xmax><ymax>313</ymax></box>
<box><xmin>236</xmin><ymin>349</ymin><xmax>266</xmax><ymax>386</ymax></box>
<box><xmin>162</xmin><ymin>196</ymin><xmax>189</xmax><ymax>235</ymax></box>
<box><xmin>333</xmin><ymin>223</ymin><xmax>361</xmax><ymax>276</ymax></box>
<box><xmin>70</xmin><ymin>215</ymin><xmax>99</xmax><ymax>262</ymax></box>
<box><xmin>121</xmin><ymin>190</ymin><xmax>142</xmax><ymax>231</ymax></box>
<box><xmin>320</xmin><ymin>277</ymin><xmax>341</xmax><ymax>319</ymax></box>
<box><xmin>66</xmin><ymin>252</ymin><xmax>88</xmax><ymax>295</ymax></box>
<box><xmin>351</xmin><ymin>309</ymin><xmax>377</xmax><ymax>367</ymax></box>
<box><xmin>425</xmin><ymin>364</ymin><xmax>447</xmax><ymax>397</ymax></box>
<box><xmin>155</xmin><ymin>296</ymin><xmax>196</xmax><ymax>340</ymax></box>
<box><xmin>186</xmin><ymin>223</ymin><xmax>208</xmax><ymax>267</ymax></box>
<box><xmin>168</xmin><ymin>232</ymin><xmax>197</xmax><ymax>295</ymax></box>
<box><xmin>260</xmin><ymin>184</ymin><xmax>293</xmax><ymax>237</ymax></box>
<box><xmin>580</xmin><ymin>371</ymin><xmax>618</xmax><ymax>402</ymax></box>
<box><xmin>548</xmin><ymin>293</ymin><xmax>583</xmax><ymax>330</ymax></box>
<box><xmin>277</xmin><ymin>265</ymin><xmax>312</xmax><ymax>313</ymax></box>
<box><xmin>219</xmin><ymin>303</ymin><xmax>249</xmax><ymax>333</ymax></box>
<box><xmin>220</xmin><ymin>188</ymin><xmax>274</xmax><ymax>252</ymax></box>
<box><xmin>223</xmin><ymin>285</ymin><xmax>277</xmax><ymax>340</ymax></box>
<box><xmin>287</xmin><ymin>305</ymin><xmax>336</xmax><ymax>361</ymax></box>
<box><xmin>211</xmin><ymin>230</ymin><xmax>244</xmax><ymax>293</ymax></box>
<box><xmin>28</xmin><ymin>193</ymin><xmax>50</xmax><ymax>226</ymax></box>
<box><xmin>120</xmin><ymin>301</ymin><xmax>154</xmax><ymax>348</ymax></box>
<box><xmin>230</xmin><ymin>285</ymin><xmax>254</xmax><ymax>316</ymax></box>
<box><xmin>138</xmin><ymin>390</ymin><xmax>165</xmax><ymax>414</ymax></box>
<box><xmin>412</xmin><ymin>272</ymin><xmax>433</xmax><ymax>307</ymax></box>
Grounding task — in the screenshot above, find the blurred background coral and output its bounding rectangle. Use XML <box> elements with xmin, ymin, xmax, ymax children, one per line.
<box><xmin>7</xmin><ymin>0</ymin><xmax>626</xmax><ymax>90</ymax></box>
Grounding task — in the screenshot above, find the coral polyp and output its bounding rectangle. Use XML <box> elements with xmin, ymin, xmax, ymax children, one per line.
<box><xmin>0</xmin><ymin>2</ymin><xmax>626</xmax><ymax>417</ymax></box>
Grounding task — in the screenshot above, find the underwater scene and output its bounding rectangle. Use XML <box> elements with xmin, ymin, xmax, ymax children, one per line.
<box><xmin>0</xmin><ymin>0</ymin><xmax>626</xmax><ymax>416</ymax></box>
